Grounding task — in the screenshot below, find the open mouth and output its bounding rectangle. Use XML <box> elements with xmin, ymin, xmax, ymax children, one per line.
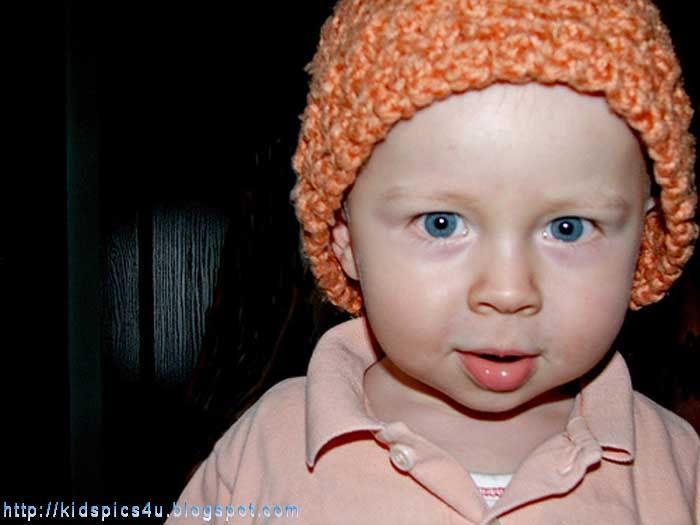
<box><xmin>476</xmin><ymin>353</ymin><xmax>523</xmax><ymax>363</ymax></box>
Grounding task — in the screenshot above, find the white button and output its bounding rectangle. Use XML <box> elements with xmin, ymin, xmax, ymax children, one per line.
<box><xmin>389</xmin><ymin>444</ymin><xmax>415</xmax><ymax>472</ymax></box>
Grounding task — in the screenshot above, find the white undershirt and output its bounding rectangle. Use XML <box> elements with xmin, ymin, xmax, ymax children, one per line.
<box><xmin>469</xmin><ymin>472</ymin><xmax>513</xmax><ymax>508</ymax></box>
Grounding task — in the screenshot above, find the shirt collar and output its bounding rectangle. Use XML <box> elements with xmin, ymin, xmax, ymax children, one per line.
<box><xmin>305</xmin><ymin>317</ymin><xmax>383</xmax><ymax>467</ymax></box>
<box><xmin>572</xmin><ymin>351</ymin><xmax>636</xmax><ymax>462</ymax></box>
<box><xmin>305</xmin><ymin>317</ymin><xmax>636</xmax><ymax>467</ymax></box>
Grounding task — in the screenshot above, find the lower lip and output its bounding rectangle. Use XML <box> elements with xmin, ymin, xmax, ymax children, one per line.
<box><xmin>458</xmin><ymin>353</ymin><xmax>536</xmax><ymax>392</ymax></box>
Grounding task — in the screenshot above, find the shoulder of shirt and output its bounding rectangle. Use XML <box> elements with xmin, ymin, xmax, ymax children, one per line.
<box><xmin>243</xmin><ymin>375</ymin><xmax>307</xmax><ymax>420</ymax></box>
<box><xmin>208</xmin><ymin>377</ymin><xmax>308</xmax><ymax>486</ymax></box>
<box><xmin>631</xmin><ymin>389</ymin><xmax>700</xmax><ymax>451</ymax></box>
<box><xmin>215</xmin><ymin>376</ymin><xmax>307</xmax><ymax>449</ymax></box>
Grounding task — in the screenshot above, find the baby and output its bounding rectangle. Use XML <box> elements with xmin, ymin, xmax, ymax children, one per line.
<box><xmin>168</xmin><ymin>0</ymin><xmax>699</xmax><ymax>523</ymax></box>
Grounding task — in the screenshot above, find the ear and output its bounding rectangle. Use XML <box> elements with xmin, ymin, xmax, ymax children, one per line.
<box><xmin>644</xmin><ymin>195</ymin><xmax>656</xmax><ymax>214</ymax></box>
<box><xmin>331</xmin><ymin>211</ymin><xmax>360</xmax><ymax>281</ymax></box>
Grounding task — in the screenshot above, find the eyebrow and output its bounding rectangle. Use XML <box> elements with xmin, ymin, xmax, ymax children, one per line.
<box><xmin>380</xmin><ymin>187</ymin><xmax>632</xmax><ymax>211</ymax></box>
<box><xmin>381</xmin><ymin>188</ymin><xmax>478</xmax><ymax>205</ymax></box>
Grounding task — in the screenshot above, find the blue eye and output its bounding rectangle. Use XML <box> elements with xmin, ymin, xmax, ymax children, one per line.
<box><xmin>422</xmin><ymin>212</ymin><xmax>461</xmax><ymax>238</ymax></box>
<box><xmin>546</xmin><ymin>217</ymin><xmax>586</xmax><ymax>242</ymax></box>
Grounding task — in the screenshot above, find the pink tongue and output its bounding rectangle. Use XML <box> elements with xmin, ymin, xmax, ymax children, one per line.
<box><xmin>459</xmin><ymin>354</ymin><xmax>535</xmax><ymax>392</ymax></box>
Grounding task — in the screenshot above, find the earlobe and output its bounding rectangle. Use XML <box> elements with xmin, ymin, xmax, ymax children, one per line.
<box><xmin>331</xmin><ymin>216</ymin><xmax>360</xmax><ymax>281</ymax></box>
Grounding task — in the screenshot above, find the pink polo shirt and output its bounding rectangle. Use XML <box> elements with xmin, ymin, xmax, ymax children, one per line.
<box><xmin>167</xmin><ymin>317</ymin><xmax>700</xmax><ymax>524</ymax></box>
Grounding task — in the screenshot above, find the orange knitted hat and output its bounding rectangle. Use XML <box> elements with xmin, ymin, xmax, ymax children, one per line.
<box><xmin>292</xmin><ymin>0</ymin><xmax>698</xmax><ymax>317</ymax></box>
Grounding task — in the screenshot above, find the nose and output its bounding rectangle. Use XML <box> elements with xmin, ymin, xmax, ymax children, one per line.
<box><xmin>467</xmin><ymin>240</ymin><xmax>542</xmax><ymax>316</ymax></box>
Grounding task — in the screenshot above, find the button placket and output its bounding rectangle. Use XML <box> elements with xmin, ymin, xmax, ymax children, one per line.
<box><xmin>389</xmin><ymin>443</ymin><xmax>416</xmax><ymax>472</ymax></box>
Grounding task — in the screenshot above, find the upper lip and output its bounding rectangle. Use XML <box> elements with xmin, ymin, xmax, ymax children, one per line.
<box><xmin>458</xmin><ymin>348</ymin><xmax>537</xmax><ymax>358</ymax></box>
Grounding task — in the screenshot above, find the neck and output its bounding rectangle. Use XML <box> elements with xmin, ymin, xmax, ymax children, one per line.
<box><xmin>364</xmin><ymin>357</ymin><xmax>576</xmax><ymax>473</ymax></box>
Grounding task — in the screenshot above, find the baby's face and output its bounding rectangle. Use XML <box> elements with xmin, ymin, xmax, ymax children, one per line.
<box><xmin>333</xmin><ymin>83</ymin><xmax>653</xmax><ymax>413</ymax></box>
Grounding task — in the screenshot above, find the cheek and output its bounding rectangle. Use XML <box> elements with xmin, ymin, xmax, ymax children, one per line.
<box><xmin>545</xmin><ymin>252</ymin><xmax>634</xmax><ymax>366</ymax></box>
<box><xmin>356</xmin><ymin>227</ymin><xmax>450</xmax><ymax>308</ymax></box>
<box><xmin>357</xmin><ymin>246</ymin><xmax>455</xmax><ymax>359</ymax></box>
<box><xmin>547</xmin><ymin>230</ymin><xmax>640</xmax><ymax>307</ymax></box>
<box><xmin>361</xmin><ymin>259</ymin><xmax>449</xmax><ymax>334</ymax></box>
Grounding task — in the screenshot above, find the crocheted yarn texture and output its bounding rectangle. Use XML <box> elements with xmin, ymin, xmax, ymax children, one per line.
<box><xmin>292</xmin><ymin>0</ymin><xmax>698</xmax><ymax>316</ymax></box>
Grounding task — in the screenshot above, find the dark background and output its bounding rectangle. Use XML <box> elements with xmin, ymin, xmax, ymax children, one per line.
<box><xmin>2</xmin><ymin>2</ymin><xmax>698</xmax><ymax>523</ymax></box>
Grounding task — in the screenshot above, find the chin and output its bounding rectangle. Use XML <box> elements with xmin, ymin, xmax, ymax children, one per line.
<box><xmin>457</xmin><ymin>386</ymin><xmax>555</xmax><ymax>416</ymax></box>
<box><xmin>448</xmin><ymin>390</ymin><xmax>529</xmax><ymax>415</ymax></box>
<box><xmin>468</xmin><ymin>398</ymin><xmax>531</xmax><ymax>415</ymax></box>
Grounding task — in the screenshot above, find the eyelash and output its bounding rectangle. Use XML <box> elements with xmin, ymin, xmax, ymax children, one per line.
<box><xmin>412</xmin><ymin>212</ymin><xmax>597</xmax><ymax>247</ymax></box>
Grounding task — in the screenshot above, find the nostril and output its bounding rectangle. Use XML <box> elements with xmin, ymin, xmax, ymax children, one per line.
<box><xmin>467</xmin><ymin>263</ymin><xmax>543</xmax><ymax>316</ymax></box>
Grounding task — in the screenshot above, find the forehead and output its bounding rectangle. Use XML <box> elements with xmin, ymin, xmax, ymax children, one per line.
<box><xmin>350</xmin><ymin>83</ymin><xmax>648</xmax><ymax>208</ymax></box>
